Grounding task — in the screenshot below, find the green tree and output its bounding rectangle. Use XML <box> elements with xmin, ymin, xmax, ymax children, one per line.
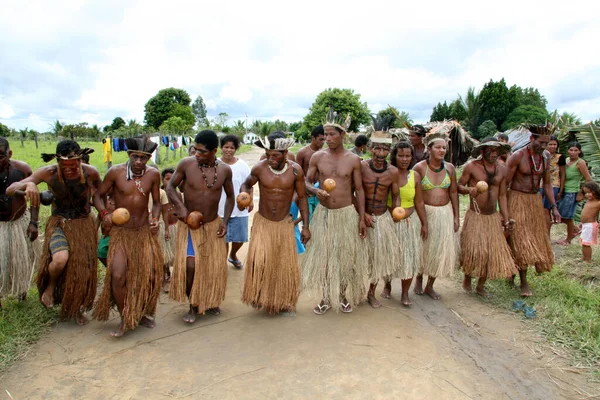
<box><xmin>548</xmin><ymin>110</ymin><xmax>582</xmax><ymax>130</ymax></box>
<box><xmin>288</xmin><ymin>121</ymin><xmax>303</xmax><ymax>132</ymax></box>
<box><xmin>501</xmin><ymin>105</ymin><xmax>549</xmax><ymax>131</ymax></box>
<box><xmin>271</xmin><ymin>119</ymin><xmax>289</xmax><ymax>132</ymax></box>
<box><xmin>191</xmin><ymin>95</ymin><xmax>208</xmax><ymax>128</ymax></box>
<box><xmin>303</xmin><ymin>88</ymin><xmax>370</xmax><ymax>132</ymax></box>
<box><xmin>476</xmin><ymin>120</ymin><xmax>498</xmax><ymax>139</ymax></box>
<box><xmin>592</xmin><ymin>118</ymin><xmax>600</xmax><ymax>126</ymax></box>
<box><xmin>171</xmin><ymin>104</ymin><xmax>195</xmax><ymax>127</ymax></box>
<box><xmin>430</xmin><ymin>101</ymin><xmax>450</xmax><ymax>122</ymax></box>
<box><xmin>110</xmin><ymin>117</ymin><xmax>126</xmax><ymax>131</ymax></box>
<box><xmin>61</xmin><ymin>122</ymin><xmax>101</xmax><ymax>140</ymax></box>
<box><xmin>477</xmin><ymin>78</ymin><xmax>519</xmax><ymax>129</ymax></box>
<box><xmin>514</xmin><ymin>87</ymin><xmax>548</xmax><ymax>110</ymax></box>
<box><xmin>377</xmin><ymin>106</ymin><xmax>413</xmax><ymax>128</ymax></box>
<box><xmin>230</xmin><ymin>120</ymin><xmax>246</xmax><ymax>135</ymax></box>
<box><xmin>448</xmin><ymin>99</ymin><xmax>467</xmax><ymax>122</ymax></box>
<box><xmin>49</xmin><ymin>120</ymin><xmax>64</xmax><ymax>136</ymax></box>
<box><xmin>458</xmin><ymin>87</ymin><xmax>481</xmax><ymax>134</ymax></box>
<box><xmin>0</xmin><ymin>122</ymin><xmax>10</xmax><ymax>137</ymax></box>
<box><xmin>211</xmin><ymin>112</ymin><xmax>229</xmax><ymax>132</ymax></box>
<box><xmin>144</xmin><ymin>87</ymin><xmax>192</xmax><ymax>129</ymax></box>
<box><xmin>159</xmin><ymin>116</ymin><xmax>192</xmax><ymax>136</ymax></box>
<box><xmin>294</xmin><ymin>125</ymin><xmax>310</xmax><ymax>142</ymax></box>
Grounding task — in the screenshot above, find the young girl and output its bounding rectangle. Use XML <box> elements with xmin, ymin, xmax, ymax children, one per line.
<box><xmin>580</xmin><ymin>181</ymin><xmax>600</xmax><ymax>263</ymax></box>
<box><xmin>557</xmin><ymin>142</ymin><xmax>592</xmax><ymax>244</ymax></box>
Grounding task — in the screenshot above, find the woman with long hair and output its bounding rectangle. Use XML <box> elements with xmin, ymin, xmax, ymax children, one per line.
<box><xmin>412</xmin><ymin>133</ymin><xmax>460</xmax><ymax>299</ymax></box>
<box><xmin>382</xmin><ymin>141</ymin><xmax>428</xmax><ymax>306</ymax></box>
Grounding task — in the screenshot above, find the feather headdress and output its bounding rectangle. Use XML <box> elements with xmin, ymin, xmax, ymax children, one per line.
<box><xmin>369</xmin><ymin>114</ymin><xmax>394</xmax><ymax>144</ymax></box>
<box><xmin>424</xmin><ymin>132</ymin><xmax>449</xmax><ymax>147</ymax></box>
<box><xmin>41</xmin><ymin>148</ymin><xmax>94</xmax><ymax>162</ymax></box>
<box><xmin>255</xmin><ymin>136</ymin><xmax>295</xmax><ymax>151</ymax></box>
<box><xmin>324</xmin><ymin>106</ymin><xmax>351</xmax><ymax>133</ymax></box>
<box><xmin>125</xmin><ymin>135</ymin><xmax>158</xmax><ymax>156</ymax></box>
<box><xmin>529</xmin><ymin>121</ymin><xmax>556</xmax><ymax>136</ymax></box>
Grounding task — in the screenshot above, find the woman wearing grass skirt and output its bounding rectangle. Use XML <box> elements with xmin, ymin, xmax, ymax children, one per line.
<box><xmin>412</xmin><ymin>132</ymin><xmax>460</xmax><ymax>300</ymax></box>
<box><xmin>381</xmin><ymin>141</ymin><xmax>428</xmax><ymax>306</ymax></box>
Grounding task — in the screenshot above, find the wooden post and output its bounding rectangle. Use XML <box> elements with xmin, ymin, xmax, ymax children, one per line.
<box><xmin>34</xmin><ymin>131</ymin><xmax>38</xmax><ymax>149</ymax></box>
<box><xmin>20</xmin><ymin>130</ymin><xmax>24</xmax><ymax>147</ymax></box>
<box><xmin>155</xmin><ymin>137</ymin><xmax>161</xmax><ymax>165</ymax></box>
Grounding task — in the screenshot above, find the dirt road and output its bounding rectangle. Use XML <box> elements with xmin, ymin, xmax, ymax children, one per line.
<box><xmin>1</xmin><ymin>148</ymin><xmax>597</xmax><ymax>399</ymax></box>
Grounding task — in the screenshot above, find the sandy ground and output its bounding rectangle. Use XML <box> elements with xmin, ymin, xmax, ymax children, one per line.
<box><xmin>1</xmin><ymin>148</ymin><xmax>599</xmax><ymax>400</ymax></box>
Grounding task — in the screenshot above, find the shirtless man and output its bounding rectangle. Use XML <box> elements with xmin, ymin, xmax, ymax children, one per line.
<box><xmin>506</xmin><ymin>125</ymin><xmax>561</xmax><ymax>296</ymax></box>
<box><xmin>7</xmin><ymin>140</ymin><xmax>100</xmax><ymax>325</ymax></box>
<box><xmin>360</xmin><ymin>133</ymin><xmax>400</xmax><ymax>308</ymax></box>
<box><xmin>93</xmin><ymin>136</ymin><xmax>163</xmax><ymax>337</ymax></box>
<box><xmin>408</xmin><ymin>125</ymin><xmax>428</xmax><ymax>169</ymax></box>
<box><xmin>0</xmin><ymin>137</ymin><xmax>39</xmax><ymax>307</ymax></box>
<box><xmin>302</xmin><ymin>109</ymin><xmax>368</xmax><ymax>314</ymax></box>
<box><xmin>167</xmin><ymin>130</ymin><xmax>234</xmax><ymax>323</ymax></box>
<box><xmin>238</xmin><ymin>136</ymin><xmax>310</xmax><ymax>314</ymax></box>
<box><xmin>296</xmin><ymin>125</ymin><xmax>325</xmax><ymax>221</ymax></box>
<box><xmin>458</xmin><ymin>138</ymin><xmax>518</xmax><ymax>297</ymax></box>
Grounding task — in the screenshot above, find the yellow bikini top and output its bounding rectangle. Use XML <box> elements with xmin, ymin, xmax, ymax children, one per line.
<box><xmin>422</xmin><ymin>164</ymin><xmax>450</xmax><ymax>190</ymax></box>
<box><xmin>387</xmin><ymin>170</ymin><xmax>416</xmax><ymax>208</ymax></box>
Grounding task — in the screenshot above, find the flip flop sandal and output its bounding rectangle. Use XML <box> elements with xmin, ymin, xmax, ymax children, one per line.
<box><xmin>313</xmin><ymin>304</ymin><xmax>331</xmax><ymax>315</ymax></box>
<box><xmin>228</xmin><ymin>258</ymin><xmax>243</xmax><ymax>269</ymax></box>
<box><xmin>340</xmin><ymin>303</ymin><xmax>353</xmax><ymax>313</ymax></box>
<box><xmin>206</xmin><ymin>308</ymin><xmax>221</xmax><ymax>316</ymax></box>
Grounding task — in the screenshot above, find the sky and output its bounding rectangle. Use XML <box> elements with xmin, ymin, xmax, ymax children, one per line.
<box><xmin>1</xmin><ymin>0</ymin><xmax>599</xmax><ymax>132</ymax></box>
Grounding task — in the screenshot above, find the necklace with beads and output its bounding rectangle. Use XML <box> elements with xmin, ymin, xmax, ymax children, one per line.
<box><xmin>268</xmin><ymin>161</ymin><xmax>288</xmax><ymax>175</ymax></box>
<box><xmin>368</xmin><ymin>159</ymin><xmax>388</xmax><ymax>173</ymax></box>
<box><xmin>198</xmin><ymin>160</ymin><xmax>219</xmax><ymax>188</ymax></box>
<box><xmin>427</xmin><ymin>160</ymin><xmax>445</xmax><ymax>173</ymax></box>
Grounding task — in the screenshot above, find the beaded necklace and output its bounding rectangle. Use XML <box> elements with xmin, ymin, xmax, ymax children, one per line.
<box><xmin>198</xmin><ymin>160</ymin><xmax>219</xmax><ymax>188</ymax></box>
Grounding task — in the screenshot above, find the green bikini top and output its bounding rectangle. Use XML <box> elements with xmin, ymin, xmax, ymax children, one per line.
<box><xmin>422</xmin><ymin>164</ymin><xmax>450</xmax><ymax>191</ymax></box>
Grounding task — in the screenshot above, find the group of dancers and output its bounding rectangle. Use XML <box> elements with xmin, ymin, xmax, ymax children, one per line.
<box><xmin>0</xmin><ymin>107</ymin><xmax>598</xmax><ymax>337</ymax></box>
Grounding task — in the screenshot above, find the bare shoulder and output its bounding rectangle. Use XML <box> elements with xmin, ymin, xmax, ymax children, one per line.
<box><xmin>218</xmin><ymin>162</ymin><xmax>232</xmax><ymax>176</ymax></box>
<box><xmin>10</xmin><ymin>159</ymin><xmax>32</xmax><ymax>174</ymax></box>
<box><xmin>387</xmin><ymin>164</ymin><xmax>399</xmax><ymax>178</ymax></box>
<box><xmin>445</xmin><ymin>162</ymin><xmax>456</xmax><ymax>174</ymax></box>
<box><xmin>509</xmin><ymin>148</ymin><xmax>525</xmax><ymax>161</ymax></box>
<box><xmin>146</xmin><ymin>167</ymin><xmax>161</xmax><ymax>178</ymax></box>
<box><xmin>83</xmin><ymin>164</ymin><xmax>101</xmax><ymax>178</ymax></box>
<box><xmin>289</xmin><ymin>161</ymin><xmax>305</xmax><ymax>177</ymax></box>
<box><xmin>412</xmin><ymin>169</ymin><xmax>422</xmax><ymax>181</ymax></box>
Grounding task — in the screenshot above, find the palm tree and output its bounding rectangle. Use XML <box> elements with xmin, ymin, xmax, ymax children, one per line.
<box><xmin>49</xmin><ymin>120</ymin><xmax>63</xmax><ymax>136</ymax></box>
<box><xmin>458</xmin><ymin>87</ymin><xmax>481</xmax><ymax>134</ymax></box>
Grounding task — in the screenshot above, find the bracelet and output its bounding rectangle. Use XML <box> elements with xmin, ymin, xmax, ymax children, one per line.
<box><xmin>29</xmin><ymin>221</ymin><xmax>39</xmax><ymax>227</ymax></box>
<box><xmin>551</xmin><ymin>204</ymin><xmax>558</xmax><ymax>209</ymax></box>
<box><xmin>99</xmin><ymin>209</ymin><xmax>110</xmax><ymax>220</ymax></box>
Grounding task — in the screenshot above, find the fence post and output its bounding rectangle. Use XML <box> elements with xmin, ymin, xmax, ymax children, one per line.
<box><xmin>34</xmin><ymin>131</ymin><xmax>38</xmax><ymax>149</ymax></box>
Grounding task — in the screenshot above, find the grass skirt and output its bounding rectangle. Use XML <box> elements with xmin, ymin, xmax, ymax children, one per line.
<box><xmin>421</xmin><ymin>203</ymin><xmax>459</xmax><ymax>278</ymax></box>
<box><xmin>93</xmin><ymin>225</ymin><xmax>163</xmax><ymax>331</ymax></box>
<box><xmin>242</xmin><ymin>213</ymin><xmax>299</xmax><ymax>314</ymax></box>
<box><xmin>508</xmin><ymin>190</ymin><xmax>554</xmax><ymax>272</ymax></box>
<box><xmin>301</xmin><ymin>204</ymin><xmax>368</xmax><ymax>310</ymax></box>
<box><xmin>392</xmin><ymin>211</ymin><xmax>422</xmax><ymax>280</ymax></box>
<box><xmin>169</xmin><ymin>219</ymin><xmax>228</xmax><ymax>314</ymax></box>
<box><xmin>38</xmin><ymin>215</ymin><xmax>97</xmax><ymax>320</ymax></box>
<box><xmin>460</xmin><ymin>210</ymin><xmax>518</xmax><ymax>279</ymax></box>
<box><xmin>366</xmin><ymin>212</ymin><xmax>399</xmax><ymax>283</ymax></box>
<box><xmin>0</xmin><ymin>210</ymin><xmax>40</xmax><ymax>297</ymax></box>
<box><xmin>159</xmin><ymin>221</ymin><xmax>176</xmax><ymax>267</ymax></box>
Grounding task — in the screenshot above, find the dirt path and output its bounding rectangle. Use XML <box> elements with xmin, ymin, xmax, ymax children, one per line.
<box><xmin>1</xmin><ymin>148</ymin><xmax>598</xmax><ymax>399</ymax></box>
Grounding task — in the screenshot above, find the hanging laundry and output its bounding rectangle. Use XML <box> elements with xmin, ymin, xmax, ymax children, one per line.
<box><xmin>113</xmin><ymin>137</ymin><xmax>120</xmax><ymax>152</ymax></box>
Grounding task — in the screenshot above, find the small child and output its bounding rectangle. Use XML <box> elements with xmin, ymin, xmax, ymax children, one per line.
<box><xmin>579</xmin><ymin>181</ymin><xmax>600</xmax><ymax>263</ymax></box>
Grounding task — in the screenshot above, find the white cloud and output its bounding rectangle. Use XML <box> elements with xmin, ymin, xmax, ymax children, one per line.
<box><xmin>1</xmin><ymin>0</ymin><xmax>600</xmax><ymax>131</ymax></box>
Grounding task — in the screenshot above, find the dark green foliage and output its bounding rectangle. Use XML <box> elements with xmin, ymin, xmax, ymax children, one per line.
<box><xmin>144</xmin><ymin>88</ymin><xmax>193</xmax><ymax>129</ymax></box>
<box><xmin>377</xmin><ymin>106</ymin><xmax>412</xmax><ymax>128</ymax></box>
<box><xmin>501</xmin><ymin>105</ymin><xmax>549</xmax><ymax>131</ymax></box>
<box><xmin>109</xmin><ymin>117</ymin><xmax>126</xmax><ymax>132</ymax></box>
<box><xmin>476</xmin><ymin>119</ymin><xmax>498</xmax><ymax>139</ymax></box>
<box><xmin>303</xmin><ymin>88</ymin><xmax>370</xmax><ymax>133</ymax></box>
<box><xmin>430</xmin><ymin>101</ymin><xmax>450</xmax><ymax>122</ymax></box>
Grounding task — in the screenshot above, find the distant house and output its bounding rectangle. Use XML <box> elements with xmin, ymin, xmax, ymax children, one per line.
<box><xmin>243</xmin><ymin>132</ymin><xmax>259</xmax><ymax>144</ymax></box>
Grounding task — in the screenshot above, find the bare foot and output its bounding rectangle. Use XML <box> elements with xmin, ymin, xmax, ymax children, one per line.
<box><xmin>520</xmin><ymin>284</ymin><xmax>533</xmax><ymax>297</ymax></box>
<box><xmin>556</xmin><ymin>239</ymin><xmax>571</xmax><ymax>246</ymax></box>
<box><xmin>207</xmin><ymin>307</ymin><xmax>221</xmax><ymax>316</ymax></box>
<box><xmin>424</xmin><ymin>286</ymin><xmax>441</xmax><ymax>300</ymax></box>
<box><xmin>475</xmin><ymin>288</ymin><xmax>488</xmax><ymax>298</ymax></box>
<box><xmin>40</xmin><ymin>289</ymin><xmax>54</xmax><ymax>308</ymax></box>
<box><xmin>110</xmin><ymin>320</ymin><xmax>127</xmax><ymax>337</ymax></box>
<box><xmin>75</xmin><ymin>311</ymin><xmax>89</xmax><ymax>326</ymax></box>
<box><xmin>367</xmin><ymin>294</ymin><xmax>381</xmax><ymax>308</ymax></box>
<box><xmin>414</xmin><ymin>275</ymin><xmax>424</xmax><ymax>295</ymax></box>
<box><xmin>162</xmin><ymin>279</ymin><xmax>171</xmax><ymax>293</ymax></box>
<box><xmin>140</xmin><ymin>316</ymin><xmax>156</xmax><ymax>328</ymax></box>
<box><xmin>400</xmin><ymin>293</ymin><xmax>413</xmax><ymax>307</ymax></box>
<box><xmin>183</xmin><ymin>306</ymin><xmax>198</xmax><ymax>324</ymax></box>
<box><xmin>380</xmin><ymin>282</ymin><xmax>392</xmax><ymax>299</ymax></box>
<box><xmin>462</xmin><ymin>277</ymin><xmax>472</xmax><ymax>293</ymax></box>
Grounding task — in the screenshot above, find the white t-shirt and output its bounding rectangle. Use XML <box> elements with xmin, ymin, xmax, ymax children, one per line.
<box><xmin>218</xmin><ymin>158</ymin><xmax>251</xmax><ymax>218</ymax></box>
